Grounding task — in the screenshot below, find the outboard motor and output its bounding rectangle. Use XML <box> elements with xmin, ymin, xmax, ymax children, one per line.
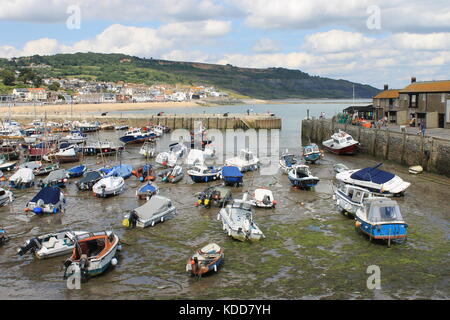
<box><xmin>17</xmin><ymin>237</ymin><xmax>41</xmax><ymax>256</ymax></box>
<box><xmin>262</xmin><ymin>195</ymin><xmax>271</xmax><ymax>206</ymax></box>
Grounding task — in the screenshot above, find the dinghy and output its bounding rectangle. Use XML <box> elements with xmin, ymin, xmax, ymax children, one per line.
<box><xmin>409</xmin><ymin>165</ymin><xmax>423</xmax><ymax>174</ymax></box>
<box><xmin>123</xmin><ymin>196</ymin><xmax>176</xmax><ymax>228</ymax></box>
<box><xmin>249</xmin><ymin>188</ymin><xmax>277</xmax><ymax>208</ymax></box>
<box><xmin>0</xmin><ymin>188</ymin><xmax>14</xmax><ymax>206</ymax></box>
<box><xmin>333</xmin><ymin>163</ymin><xmax>350</xmax><ymax>174</ymax></box>
<box><xmin>63</xmin><ymin>230</ymin><xmax>120</xmax><ymax>280</ymax></box>
<box><xmin>355</xmin><ymin>198</ymin><xmax>408</xmax><ymax>243</ymax></box>
<box><xmin>225</xmin><ymin>149</ymin><xmax>259</xmax><ymax>172</ymax></box>
<box><xmin>25</xmin><ymin>186</ymin><xmax>66</xmax><ymax>214</ymax></box>
<box><xmin>186</xmin><ymin>243</ymin><xmax>224</xmax><ymax>277</ymax></box>
<box><xmin>38</xmin><ymin>169</ymin><xmax>67</xmax><ymax>188</ymax></box>
<box><xmin>221</xmin><ymin>166</ymin><xmax>243</xmax><ymax>187</ymax></box>
<box><xmin>187</xmin><ymin>164</ymin><xmax>221</xmax><ymax>183</ymax></box>
<box><xmin>75</xmin><ymin>171</ymin><xmax>103</xmax><ymax>191</ymax></box>
<box><xmin>288</xmin><ymin>164</ymin><xmax>320</xmax><ymax>189</ymax></box>
<box><xmin>33</xmin><ymin>162</ymin><xmax>60</xmax><ymax>176</ymax></box>
<box><xmin>279</xmin><ymin>150</ymin><xmax>298</xmax><ymax>174</ymax></box>
<box><xmin>334</xmin><ymin>184</ymin><xmax>381</xmax><ymax>217</ymax></box>
<box><xmin>217</xmin><ymin>195</ymin><xmax>265</xmax><ymax>242</ymax></box>
<box><xmin>322</xmin><ymin>130</ymin><xmax>359</xmax><ymax>155</ymax></box>
<box><xmin>131</xmin><ymin>164</ymin><xmax>156</xmax><ymax>181</ymax></box>
<box><xmin>17</xmin><ymin>230</ymin><xmax>87</xmax><ymax>259</ymax></box>
<box><xmin>136</xmin><ymin>181</ymin><xmax>159</xmax><ymax>200</ymax></box>
<box><xmin>66</xmin><ymin>164</ymin><xmax>87</xmax><ymax>178</ymax></box>
<box><xmin>9</xmin><ymin>168</ymin><xmax>35</xmax><ymax>189</ymax></box>
<box><xmin>92</xmin><ymin>176</ymin><xmax>125</xmax><ymax>197</ymax></box>
<box><xmin>335</xmin><ymin>163</ymin><xmax>410</xmax><ymax>196</ymax></box>
<box><xmin>196</xmin><ymin>186</ymin><xmax>232</xmax><ymax>208</ymax></box>
<box><xmin>159</xmin><ymin>165</ymin><xmax>184</xmax><ymax>183</ymax></box>
<box><xmin>302</xmin><ymin>143</ymin><xmax>322</xmax><ymax>164</ymax></box>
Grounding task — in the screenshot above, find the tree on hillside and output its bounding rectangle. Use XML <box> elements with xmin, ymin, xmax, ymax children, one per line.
<box><xmin>1</xmin><ymin>69</ymin><xmax>15</xmax><ymax>86</ymax></box>
<box><xmin>32</xmin><ymin>76</ymin><xmax>43</xmax><ymax>88</ymax></box>
<box><xmin>18</xmin><ymin>68</ymin><xmax>37</xmax><ymax>84</ymax></box>
<box><xmin>48</xmin><ymin>81</ymin><xmax>60</xmax><ymax>91</ymax></box>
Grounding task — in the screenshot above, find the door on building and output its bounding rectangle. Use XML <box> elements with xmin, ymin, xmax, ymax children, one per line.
<box><xmin>438</xmin><ymin>113</ymin><xmax>445</xmax><ymax>128</ymax></box>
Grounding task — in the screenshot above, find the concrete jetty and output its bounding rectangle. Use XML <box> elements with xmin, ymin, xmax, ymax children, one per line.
<box><xmin>9</xmin><ymin>113</ymin><xmax>282</xmax><ymax>130</ymax></box>
<box><xmin>302</xmin><ymin>118</ymin><xmax>450</xmax><ymax>177</ymax></box>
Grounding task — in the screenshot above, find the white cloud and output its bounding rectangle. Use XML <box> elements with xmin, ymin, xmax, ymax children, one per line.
<box><xmin>391</xmin><ymin>33</ymin><xmax>450</xmax><ymax>51</ymax></box>
<box><xmin>251</xmin><ymin>38</ymin><xmax>280</xmax><ymax>53</ymax></box>
<box><xmin>158</xmin><ymin>20</ymin><xmax>231</xmax><ymax>39</ymax></box>
<box><xmin>303</xmin><ymin>30</ymin><xmax>375</xmax><ymax>53</ymax></box>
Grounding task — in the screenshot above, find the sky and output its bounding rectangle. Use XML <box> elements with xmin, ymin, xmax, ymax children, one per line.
<box><xmin>0</xmin><ymin>0</ymin><xmax>449</xmax><ymax>89</ymax></box>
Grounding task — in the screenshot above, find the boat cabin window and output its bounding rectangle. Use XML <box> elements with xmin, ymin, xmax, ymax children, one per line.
<box><xmin>333</xmin><ymin>139</ymin><xmax>339</xmax><ymax>144</ymax></box>
<box><xmin>352</xmin><ymin>190</ymin><xmax>364</xmax><ymax>202</ymax></box>
<box><xmin>369</xmin><ymin>205</ymin><xmax>403</xmax><ymax>223</ymax></box>
<box><xmin>305</xmin><ymin>147</ymin><xmax>312</xmax><ymax>154</ymax></box>
<box><xmin>347</xmin><ymin>137</ymin><xmax>353</xmax><ymax>141</ymax></box>
<box><xmin>0</xmin><ymin>190</ymin><xmax>5</xmax><ymax>196</ymax></box>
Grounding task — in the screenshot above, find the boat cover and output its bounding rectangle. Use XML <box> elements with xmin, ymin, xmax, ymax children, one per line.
<box><xmin>134</xmin><ymin>196</ymin><xmax>171</xmax><ymax>219</ymax></box>
<box><xmin>350</xmin><ymin>166</ymin><xmax>395</xmax><ymax>184</ymax></box>
<box><xmin>222</xmin><ymin>166</ymin><xmax>243</xmax><ymax>177</ymax></box>
<box><xmin>30</xmin><ymin>187</ymin><xmax>61</xmax><ymax>204</ymax></box>
<box><xmin>10</xmin><ymin>168</ymin><xmax>34</xmax><ymax>182</ymax></box>
<box><xmin>78</xmin><ymin>171</ymin><xmax>102</xmax><ymax>183</ymax></box>
<box><xmin>282</xmin><ymin>155</ymin><xmax>295</xmax><ymax>167</ymax></box>
<box><xmin>104</xmin><ymin>164</ymin><xmax>132</xmax><ymax>178</ymax></box>
<box><xmin>43</xmin><ymin>169</ymin><xmax>66</xmax><ymax>183</ymax></box>
<box><xmin>366</xmin><ymin>199</ymin><xmax>404</xmax><ymax>223</ymax></box>
<box><xmin>138</xmin><ymin>182</ymin><xmax>157</xmax><ymax>193</ymax></box>
<box><xmin>68</xmin><ymin>165</ymin><xmax>86</xmax><ymax>174</ymax></box>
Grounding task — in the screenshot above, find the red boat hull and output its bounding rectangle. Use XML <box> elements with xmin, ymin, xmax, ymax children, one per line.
<box><xmin>323</xmin><ymin>144</ymin><xmax>358</xmax><ymax>155</ymax></box>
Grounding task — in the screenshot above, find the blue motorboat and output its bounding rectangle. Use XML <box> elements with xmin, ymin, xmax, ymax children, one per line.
<box><xmin>136</xmin><ymin>181</ymin><xmax>159</xmax><ymax>200</ymax></box>
<box><xmin>66</xmin><ymin>164</ymin><xmax>87</xmax><ymax>178</ymax></box>
<box><xmin>187</xmin><ymin>164</ymin><xmax>221</xmax><ymax>183</ymax></box>
<box><xmin>25</xmin><ymin>186</ymin><xmax>66</xmax><ymax>215</ymax></box>
<box><xmin>288</xmin><ymin>164</ymin><xmax>320</xmax><ymax>189</ymax></box>
<box><xmin>221</xmin><ymin>166</ymin><xmax>243</xmax><ymax>187</ymax></box>
<box><xmin>119</xmin><ymin>128</ymin><xmax>156</xmax><ymax>144</ymax></box>
<box><xmin>302</xmin><ymin>144</ymin><xmax>322</xmax><ymax>164</ymax></box>
<box><xmin>355</xmin><ymin>198</ymin><xmax>408</xmax><ymax>244</ymax></box>
<box><xmin>100</xmin><ymin>164</ymin><xmax>133</xmax><ymax>179</ymax></box>
<box><xmin>279</xmin><ymin>150</ymin><xmax>298</xmax><ymax>174</ymax></box>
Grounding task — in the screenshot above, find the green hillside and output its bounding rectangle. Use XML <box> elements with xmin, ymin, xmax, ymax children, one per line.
<box><xmin>0</xmin><ymin>52</ymin><xmax>380</xmax><ymax>98</ymax></box>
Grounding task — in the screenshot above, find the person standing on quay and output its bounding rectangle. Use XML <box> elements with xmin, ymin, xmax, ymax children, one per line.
<box><xmin>420</xmin><ymin>120</ymin><xmax>426</xmax><ymax>136</ymax></box>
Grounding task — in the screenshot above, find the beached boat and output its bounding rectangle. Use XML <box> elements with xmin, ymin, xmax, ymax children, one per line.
<box><xmin>249</xmin><ymin>188</ymin><xmax>277</xmax><ymax>208</ymax></box>
<box><xmin>158</xmin><ymin>165</ymin><xmax>184</xmax><ymax>183</ymax></box>
<box><xmin>82</xmin><ymin>141</ymin><xmax>124</xmax><ymax>156</ymax></box>
<box><xmin>17</xmin><ymin>230</ymin><xmax>88</xmax><ymax>259</ymax></box>
<box><xmin>322</xmin><ymin>130</ymin><xmax>359</xmax><ymax>155</ymax></box>
<box><xmin>38</xmin><ymin>169</ymin><xmax>68</xmax><ymax>188</ymax></box>
<box><xmin>196</xmin><ymin>186</ymin><xmax>232</xmax><ymax>208</ymax></box>
<box><xmin>25</xmin><ymin>186</ymin><xmax>66</xmax><ymax>214</ymax></box>
<box><xmin>74</xmin><ymin>121</ymin><xmax>100</xmax><ymax>133</ymax></box>
<box><xmin>33</xmin><ymin>162</ymin><xmax>60</xmax><ymax>176</ymax></box>
<box><xmin>63</xmin><ymin>230</ymin><xmax>120</xmax><ymax>280</ymax></box>
<box><xmin>225</xmin><ymin>149</ymin><xmax>259</xmax><ymax>172</ymax></box>
<box><xmin>221</xmin><ymin>166</ymin><xmax>243</xmax><ymax>187</ymax></box>
<box><xmin>355</xmin><ymin>198</ymin><xmax>408</xmax><ymax>243</ymax></box>
<box><xmin>66</xmin><ymin>164</ymin><xmax>87</xmax><ymax>178</ymax></box>
<box><xmin>139</xmin><ymin>140</ymin><xmax>156</xmax><ymax>158</ymax></box>
<box><xmin>155</xmin><ymin>151</ymin><xmax>178</xmax><ymax>167</ymax></box>
<box><xmin>288</xmin><ymin>164</ymin><xmax>320</xmax><ymax>189</ymax></box>
<box><xmin>186</xmin><ymin>243</ymin><xmax>224</xmax><ymax>277</ymax></box>
<box><xmin>136</xmin><ymin>181</ymin><xmax>159</xmax><ymax>200</ymax></box>
<box><xmin>119</xmin><ymin>128</ymin><xmax>156</xmax><ymax>144</ymax></box>
<box><xmin>187</xmin><ymin>164</ymin><xmax>221</xmax><ymax>183</ymax></box>
<box><xmin>20</xmin><ymin>161</ymin><xmax>42</xmax><ymax>171</ymax></box>
<box><xmin>9</xmin><ymin>168</ymin><xmax>35</xmax><ymax>189</ymax></box>
<box><xmin>333</xmin><ymin>163</ymin><xmax>350</xmax><ymax>174</ymax></box>
<box><xmin>0</xmin><ymin>188</ymin><xmax>14</xmax><ymax>206</ymax></box>
<box><xmin>46</xmin><ymin>145</ymin><xmax>81</xmax><ymax>163</ymax></box>
<box><xmin>131</xmin><ymin>164</ymin><xmax>156</xmax><ymax>181</ymax></box>
<box><xmin>100</xmin><ymin>164</ymin><xmax>133</xmax><ymax>179</ymax></box>
<box><xmin>302</xmin><ymin>143</ymin><xmax>322</xmax><ymax>164</ymax></box>
<box><xmin>335</xmin><ymin>163</ymin><xmax>411</xmax><ymax>196</ymax></box>
<box><xmin>409</xmin><ymin>165</ymin><xmax>423</xmax><ymax>174</ymax></box>
<box><xmin>75</xmin><ymin>171</ymin><xmax>103</xmax><ymax>191</ymax></box>
<box><xmin>279</xmin><ymin>150</ymin><xmax>298</xmax><ymax>174</ymax></box>
<box><xmin>0</xmin><ymin>159</ymin><xmax>16</xmax><ymax>171</ymax></box>
<box><xmin>114</xmin><ymin>125</ymin><xmax>128</xmax><ymax>131</ymax></box>
<box><xmin>62</xmin><ymin>131</ymin><xmax>87</xmax><ymax>145</ymax></box>
<box><xmin>334</xmin><ymin>184</ymin><xmax>381</xmax><ymax>217</ymax></box>
<box><xmin>185</xmin><ymin>148</ymin><xmax>216</xmax><ymax>166</ymax></box>
<box><xmin>123</xmin><ymin>195</ymin><xmax>176</xmax><ymax>228</ymax></box>
<box><xmin>92</xmin><ymin>176</ymin><xmax>125</xmax><ymax>197</ymax></box>
<box><xmin>217</xmin><ymin>195</ymin><xmax>265</xmax><ymax>242</ymax></box>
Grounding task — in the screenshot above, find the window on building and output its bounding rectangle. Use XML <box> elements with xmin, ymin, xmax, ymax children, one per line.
<box><xmin>423</xmin><ymin>94</ymin><xmax>426</xmax><ymax>101</ymax></box>
<box><xmin>442</xmin><ymin>93</ymin><xmax>446</xmax><ymax>103</ymax></box>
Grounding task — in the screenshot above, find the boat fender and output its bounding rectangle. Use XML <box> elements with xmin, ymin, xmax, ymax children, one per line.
<box><xmin>151</xmin><ymin>221</ymin><xmax>155</xmax><ymax>227</ymax></box>
<box><xmin>217</xmin><ymin>213</ymin><xmax>220</xmax><ymax>221</ymax></box>
<box><xmin>111</xmin><ymin>258</ymin><xmax>118</xmax><ymax>266</ymax></box>
<box><xmin>161</xmin><ymin>217</ymin><xmax>164</xmax><ymax>222</ymax></box>
<box><xmin>355</xmin><ymin>221</ymin><xmax>361</xmax><ymax>228</ymax></box>
<box><xmin>213</xmin><ymin>264</ymin><xmax>217</xmax><ymax>272</ymax></box>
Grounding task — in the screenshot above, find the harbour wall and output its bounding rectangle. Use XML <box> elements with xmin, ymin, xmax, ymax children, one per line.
<box><xmin>11</xmin><ymin>113</ymin><xmax>282</xmax><ymax>130</ymax></box>
<box><xmin>301</xmin><ymin>119</ymin><xmax>450</xmax><ymax>177</ymax></box>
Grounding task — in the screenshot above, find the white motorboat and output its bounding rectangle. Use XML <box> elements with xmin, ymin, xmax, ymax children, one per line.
<box><xmin>334</xmin><ymin>184</ymin><xmax>381</xmax><ymax>217</ymax></box>
<box><xmin>92</xmin><ymin>176</ymin><xmax>125</xmax><ymax>197</ymax></box>
<box><xmin>335</xmin><ymin>163</ymin><xmax>410</xmax><ymax>196</ymax></box>
<box><xmin>62</xmin><ymin>131</ymin><xmax>87</xmax><ymax>144</ymax></box>
<box><xmin>187</xmin><ymin>164</ymin><xmax>221</xmax><ymax>183</ymax></box>
<box><xmin>288</xmin><ymin>164</ymin><xmax>320</xmax><ymax>189</ymax></box>
<box><xmin>249</xmin><ymin>188</ymin><xmax>277</xmax><ymax>208</ymax></box>
<box><xmin>139</xmin><ymin>140</ymin><xmax>156</xmax><ymax>158</ymax></box>
<box><xmin>279</xmin><ymin>150</ymin><xmax>298</xmax><ymax>174</ymax></box>
<box><xmin>123</xmin><ymin>195</ymin><xmax>176</xmax><ymax>228</ymax></box>
<box><xmin>322</xmin><ymin>130</ymin><xmax>359</xmax><ymax>155</ymax></box>
<box><xmin>225</xmin><ymin>149</ymin><xmax>259</xmax><ymax>172</ymax></box>
<box><xmin>217</xmin><ymin>194</ymin><xmax>265</xmax><ymax>242</ymax></box>
<box><xmin>0</xmin><ymin>188</ymin><xmax>14</xmax><ymax>206</ymax></box>
<box><xmin>17</xmin><ymin>230</ymin><xmax>88</xmax><ymax>259</ymax></box>
<box><xmin>155</xmin><ymin>142</ymin><xmax>187</xmax><ymax>167</ymax></box>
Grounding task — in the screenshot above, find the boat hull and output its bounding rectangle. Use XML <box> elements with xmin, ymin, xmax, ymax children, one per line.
<box><xmin>356</xmin><ymin>219</ymin><xmax>408</xmax><ymax>241</ymax></box>
<box><xmin>323</xmin><ymin>144</ymin><xmax>357</xmax><ymax>155</ymax></box>
<box><xmin>288</xmin><ymin>176</ymin><xmax>319</xmax><ymax>188</ymax></box>
<box><xmin>189</xmin><ymin>174</ymin><xmax>220</xmax><ymax>183</ymax></box>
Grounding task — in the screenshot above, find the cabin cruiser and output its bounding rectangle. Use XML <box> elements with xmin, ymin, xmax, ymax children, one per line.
<box><xmin>123</xmin><ymin>196</ymin><xmax>176</xmax><ymax>228</ymax></box>
<box><xmin>92</xmin><ymin>176</ymin><xmax>125</xmax><ymax>197</ymax></box>
<box><xmin>119</xmin><ymin>128</ymin><xmax>156</xmax><ymax>144</ymax></box>
<box><xmin>279</xmin><ymin>150</ymin><xmax>298</xmax><ymax>174</ymax></box>
<box><xmin>185</xmin><ymin>147</ymin><xmax>216</xmax><ymax>166</ymax></box>
<box><xmin>355</xmin><ymin>198</ymin><xmax>408</xmax><ymax>243</ymax></box>
<box><xmin>187</xmin><ymin>164</ymin><xmax>221</xmax><ymax>183</ymax></box>
<box><xmin>302</xmin><ymin>143</ymin><xmax>322</xmax><ymax>163</ymax></box>
<box><xmin>225</xmin><ymin>149</ymin><xmax>259</xmax><ymax>172</ymax></box>
<box><xmin>217</xmin><ymin>194</ymin><xmax>265</xmax><ymax>242</ymax></box>
<box><xmin>335</xmin><ymin>163</ymin><xmax>410</xmax><ymax>196</ymax></box>
<box><xmin>63</xmin><ymin>230</ymin><xmax>120</xmax><ymax>280</ymax></box>
<box><xmin>322</xmin><ymin>130</ymin><xmax>359</xmax><ymax>155</ymax></box>
<box><xmin>25</xmin><ymin>186</ymin><xmax>66</xmax><ymax>214</ymax></box>
<box><xmin>82</xmin><ymin>141</ymin><xmax>123</xmax><ymax>156</ymax></box>
<box><xmin>73</xmin><ymin>121</ymin><xmax>100</xmax><ymax>133</ymax></box>
<box><xmin>17</xmin><ymin>230</ymin><xmax>88</xmax><ymax>259</ymax></box>
<box><xmin>62</xmin><ymin>130</ymin><xmax>87</xmax><ymax>145</ymax></box>
<box><xmin>334</xmin><ymin>184</ymin><xmax>381</xmax><ymax>217</ymax></box>
<box><xmin>288</xmin><ymin>164</ymin><xmax>320</xmax><ymax>189</ymax></box>
<box><xmin>156</xmin><ymin>142</ymin><xmax>188</xmax><ymax>167</ymax></box>
<box><xmin>139</xmin><ymin>140</ymin><xmax>156</xmax><ymax>158</ymax></box>
<box><xmin>45</xmin><ymin>145</ymin><xmax>81</xmax><ymax>163</ymax></box>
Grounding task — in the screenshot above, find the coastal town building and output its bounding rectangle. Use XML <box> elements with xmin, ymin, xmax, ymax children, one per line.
<box><xmin>27</xmin><ymin>88</ymin><xmax>47</xmax><ymax>101</ymax></box>
<box><xmin>12</xmin><ymin>88</ymin><xmax>29</xmax><ymax>100</ymax></box>
<box><xmin>373</xmin><ymin>85</ymin><xmax>403</xmax><ymax>124</ymax></box>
